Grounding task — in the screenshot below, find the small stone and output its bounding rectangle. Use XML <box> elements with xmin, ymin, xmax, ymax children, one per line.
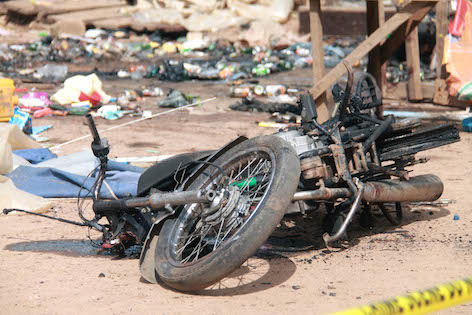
<box><xmin>321</xmin><ymin>291</ymin><xmax>327</xmax><ymax>295</ymax></box>
<box><xmin>98</xmin><ymin>273</ymin><xmax>105</xmax><ymax>278</ymax></box>
<box><xmin>292</xmin><ymin>285</ymin><xmax>301</xmax><ymax>290</ymax></box>
<box><xmin>328</xmin><ymin>285</ymin><xmax>335</xmax><ymax>289</ymax></box>
<box><xmin>356</xmin><ymin>296</ymin><xmax>361</xmax><ymax>300</ymax></box>
<box><xmin>39</xmin><ymin>281</ymin><xmax>44</xmax><ymax>284</ymax></box>
<box><xmin>329</xmin><ymin>293</ymin><xmax>336</xmax><ymax>297</ymax></box>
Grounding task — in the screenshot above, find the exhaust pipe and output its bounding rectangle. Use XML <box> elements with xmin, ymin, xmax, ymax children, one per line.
<box><xmin>362</xmin><ymin>174</ymin><xmax>443</xmax><ymax>203</ymax></box>
<box><xmin>293</xmin><ymin>174</ymin><xmax>443</xmax><ymax>203</ymax></box>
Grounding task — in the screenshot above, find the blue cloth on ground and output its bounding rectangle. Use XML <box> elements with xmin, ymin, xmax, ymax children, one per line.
<box><xmin>13</xmin><ymin>148</ymin><xmax>57</xmax><ymax>164</ymax></box>
<box><xmin>6</xmin><ymin>151</ymin><xmax>145</xmax><ymax>198</ymax></box>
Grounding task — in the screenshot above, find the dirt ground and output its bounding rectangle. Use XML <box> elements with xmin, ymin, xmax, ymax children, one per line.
<box><xmin>1</xmin><ymin>68</ymin><xmax>471</xmax><ymax>315</ymax></box>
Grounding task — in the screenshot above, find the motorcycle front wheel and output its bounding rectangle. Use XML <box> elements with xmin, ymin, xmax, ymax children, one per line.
<box><xmin>154</xmin><ymin>135</ymin><xmax>300</xmax><ymax>291</ymax></box>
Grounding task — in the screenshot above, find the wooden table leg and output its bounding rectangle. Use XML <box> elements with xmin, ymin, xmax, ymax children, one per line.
<box><xmin>309</xmin><ymin>0</ymin><xmax>331</xmax><ymax>123</ymax></box>
<box><xmin>433</xmin><ymin>0</ymin><xmax>449</xmax><ymax>105</ymax></box>
<box><xmin>405</xmin><ymin>27</ymin><xmax>424</xmax><ymax>101</ymax></box>
<box><xmin>366</xmin><ymin>0</ymin><xmax>386</xmax><ymax>102</ymax></box>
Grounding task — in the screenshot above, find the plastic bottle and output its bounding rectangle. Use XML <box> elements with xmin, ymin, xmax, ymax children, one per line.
<box><xmin>265</xmin><ymin>84</ymin><xmax>287</xmax><ymax>96</ymax></box>
<box><xmin>230</xmin><ymin>86</ymin><xmax>251</xmax><ymax>98</ymax></box>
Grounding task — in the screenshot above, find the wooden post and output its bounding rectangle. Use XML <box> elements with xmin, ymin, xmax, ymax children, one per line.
<box><xmin>310</xmin><ymin>0</ymin><xmax>438</xmax><ymax>101</ymax></box>
<box><xmin>433</xmin><ymin>0</ymin><xmax>449</xmax><ymax>105</ymax></box>
<box><xmin>405</xmin><ymin>28</ymin><xmax>424</xmax><ymax>100</ymax></box>
<box><xmin>366</xmin><ymin>0</ymin><xmax>386</xmax><ymax>100</ymax></box>
<box><xmin>309</xmin><ymin>0</ymin><xmax>331</xmax><ymax>123</ymax></box>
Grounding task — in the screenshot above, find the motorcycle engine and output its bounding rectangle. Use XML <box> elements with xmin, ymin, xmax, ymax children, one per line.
<box><xmin>275</xmin><ymin>129</ymin><xmax>333</xmax><ymax>182</ymax></box>
<box><xmin>275</xmin><ymin>129</ymin><xmax>323</xmax><ymax>155</ymax></box>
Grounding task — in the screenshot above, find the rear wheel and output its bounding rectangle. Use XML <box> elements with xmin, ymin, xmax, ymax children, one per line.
<box><xmin>154</xmin><ymin>135</ymin><xmax>300</xmax><ymax>291</ymax></box>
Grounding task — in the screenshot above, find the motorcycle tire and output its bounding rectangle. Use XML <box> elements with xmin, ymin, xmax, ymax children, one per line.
<box><xmin>154</xmin><ymin>135</ymin><xmax>300</xmax><ymax>291</ymax></box>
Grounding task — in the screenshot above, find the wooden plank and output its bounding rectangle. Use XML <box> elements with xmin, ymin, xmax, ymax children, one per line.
<box><xmin>366</xmin><ymin>0</ymin><xmax>386</xmax><ymax>116</ymax></box>
<box><xmin>310</xmin><ymin>0</ymin><xmax>438</xmax><ymax>101</ymax></box>
<box><xmin>2</xmin><ymin>0</ymin><xmax>125</xmax><ymax>17</ymax></box>
<box><xmin>47</xmin><ymin>7</ymin><xmax>125</xmax><ymax>24</ymax></box>
<box><xmin>384</xmin><ymin>81</ymin><xmax>435</xmax><ymax>100</ymax></box>
<box><xmin>298</xmin><ymin>7</ymin><xmax>397</xmax><ymax>36</ymax></box>
<box><xmin>379</xmin><ymin>2</ymin><xmax>437</xmax><ymax>64</ymax></box>
<box><xmin>405</xmin><ymin>27</ymin><xmax>424</xmax><ymax>100</ymax></box>
<box><xmin>433</xmin><ymin>0</ymin><xmax>449</xmax><ymax>105</ymax></box>
<box><xmin>309</xmin><ymin>0</ymin><xmax>331</xmax><ymax>123</ymax></box>
<box><xmin>384</xmin><ymin>81</ymin><xmax>470</xmax><ymax>107</ymax></box>
<box><xmin>38</xmin><ymin>1</ymin><xmax>125</xmax><ymax>15</ymax></box>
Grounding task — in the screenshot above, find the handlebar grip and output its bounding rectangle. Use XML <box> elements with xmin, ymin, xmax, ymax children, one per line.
<box><xmin>85</xmin><ymin>113</ymin><xmax>101</xmax><ymax>143</ymax></box>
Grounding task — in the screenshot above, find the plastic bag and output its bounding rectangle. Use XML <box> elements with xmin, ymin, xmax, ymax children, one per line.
<box><xmin>51</xmin><ymin>73</ymin><xmax>111</xmax><ymax>105</ymax></box>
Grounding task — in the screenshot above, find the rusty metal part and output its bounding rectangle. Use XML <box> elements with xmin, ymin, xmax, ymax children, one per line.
<box><xmin>362</xmin><ymin>174</ymin><xmax>443</xmax><ymax>202</ymax></box>
<box><xmin>363</xmin><ymin>114</ymin><xmax>394</xmax><ymax>153</ymax></box>
<box><xmin>292</xmin><ymin>174</ymin><xmax>443</xmax><ymax>203</ymax></box>
<box><xmin>323</xmin><ymin>179</ymin><xmax>364</xmax><ymax>248</ymax></box>
<box><xmin>300</xmin><ymin>155</ymin><xmax>331</xmax><ymax>180</ymax></box>
<box><xmin>149</xmin><ymin>190</ymin><xmax>215</xmax><ymax>209</ymax></box>
<box><xmin>378</xmin><ymin>202</ymin><xmax>403</xmax><ymax>225</ymax></box>
<box><xmin>338</xmin><ymin>61</ymin><xmax>354</xmax><ymax>123</ymax></box>
<box><xmin>367</xmin><ymin>162</ymin><xmax>409</xmax><ymax>180</ymax></box>
<box><xmin>293</xmin><ymin>188</ymin><xmax>351</xmax><ymax>201</ymax></box>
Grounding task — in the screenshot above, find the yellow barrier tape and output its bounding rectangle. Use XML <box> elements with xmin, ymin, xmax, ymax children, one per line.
<box><xmin>333</xmin><ymin>277</ymin><xmax>472</xmax><ymax>315</ymax></box>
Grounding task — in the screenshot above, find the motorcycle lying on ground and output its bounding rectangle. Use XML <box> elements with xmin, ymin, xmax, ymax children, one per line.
<box><xmin>5</xmin><ymin>65</ymin><xmax>460</xmax><ymax>292</ymax></box>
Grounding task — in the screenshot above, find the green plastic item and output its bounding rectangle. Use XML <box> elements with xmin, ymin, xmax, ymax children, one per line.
<box><xmin>68</xmin><ymin>107</ymin><xmax>89</xmax><ymax>116</ymax></box>
<box><xmin>49</xmin><ymin>104</ymin><xmax>67</xmax><ymax>111</ymax></box>
<box><xmin>230</xmin><ymin>177</ymin><xmax>258</xmax><ymax>189</ymax></box>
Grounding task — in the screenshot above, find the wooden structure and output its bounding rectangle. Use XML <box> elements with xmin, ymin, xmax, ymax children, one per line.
<box><xmin>309</xmin><ymin>0</ymin><xmax>450</xmax><ymax>122</ymax></box>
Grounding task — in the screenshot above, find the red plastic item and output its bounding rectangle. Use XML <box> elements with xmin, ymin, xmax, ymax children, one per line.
<box><xmin>14</xmin><ymin>88</ymin><xmax>28</xmax><ymax>93</ymax></box>
<box><xmin>449</xmin><ymin>0</ymin><xmax>471</xmax><ymax>37</ymax></box>
<box><xmin>78</xmin><ymin>91</ymin><xmax>101</xmax><ymax>106</ymax></box>
<box><xmin>33</xmin><ymin>107</ymin><xmax>53</xmax><ymax>118</ymax></box>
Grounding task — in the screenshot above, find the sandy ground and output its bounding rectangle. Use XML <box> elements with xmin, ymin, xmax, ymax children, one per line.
<box><xmin>1</xmin><ymin>68</ymin><xmax>471</xmax><ymax>315</ymax></box>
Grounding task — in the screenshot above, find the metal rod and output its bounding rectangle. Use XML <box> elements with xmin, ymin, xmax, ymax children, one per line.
<box><xmin>293</xmin><ymin>188</ymin><xmax>351</xmax><ymax>201</ymax></box>
<box><xmin>363</xmin><ymin>114</ymin><xmax>393</xmax><ymax>153</ymax></box>
<box><xmin>338</xmin><ymin>61</ymin><xmax>354</xmax><ymax>123</ymax></box>
<box><xmin>3</xmin><ymin>208</ymin><xmax>88</xmax><ymax>227</ymax></box>
<box><xmin>323</xmin><ymin>181</ymin><xmax>365</xmax><ymax>246</ymax></box>
<box><xmin>149</xmin><ymin>190</ymin><xmax>215</xmax><ymax>209</ymax></box>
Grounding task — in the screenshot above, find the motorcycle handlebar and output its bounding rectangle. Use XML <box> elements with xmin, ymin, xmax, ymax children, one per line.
<box><xmin>85</xmin><ymin>113</ymin><xmax>101</xmax><ymax>144</ymax></box>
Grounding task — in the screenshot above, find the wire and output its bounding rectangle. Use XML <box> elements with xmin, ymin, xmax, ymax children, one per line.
<box><xmin>50</xmin><ymin>97</ymin><xmax>216</xmax><ymax>151</ymax></box>
<box><xmin>77</xmin><ymin>165</ymin><xmax>100</xmax><ymax>225</ymax></box>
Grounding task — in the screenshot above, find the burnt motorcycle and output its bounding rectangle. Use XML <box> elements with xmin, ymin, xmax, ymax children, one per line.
<box><xmin>5</xmin><ymin>66</ymin><xmax>460</xmax><ymax>292</ymax></box>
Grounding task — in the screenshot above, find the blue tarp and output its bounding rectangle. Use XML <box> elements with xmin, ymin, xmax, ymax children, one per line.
<box><xmin>13</xmin><ymin>148</ymin><xmax>57</xmax><ymax>164</ymax></box>
<box><xmin>6</xmin><ymin>149</ymin><xmax>145</xmax><ymax>198</ymax></box>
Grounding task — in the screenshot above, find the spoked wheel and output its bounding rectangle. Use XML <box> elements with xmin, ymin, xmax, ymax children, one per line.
<box><xmin>154</xmin><ymin>135</ymin><xmax>300</xmax><ymax>291</ymax></box>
